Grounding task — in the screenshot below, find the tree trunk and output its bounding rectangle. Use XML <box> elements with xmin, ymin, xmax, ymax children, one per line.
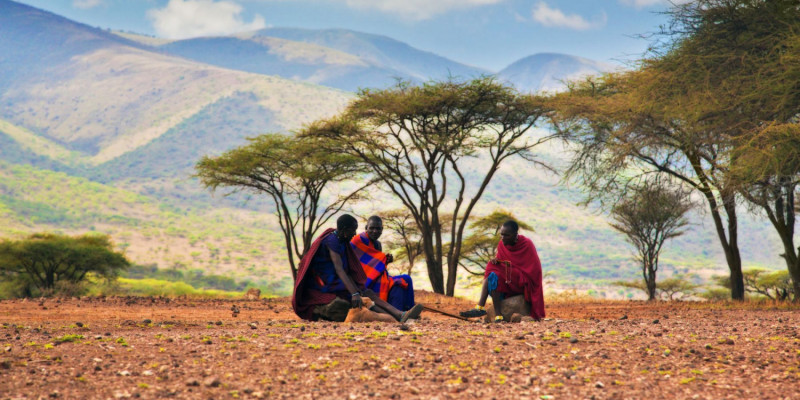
<box><xmin>646</xmin><ymin>265</ymin><xmax>657</xmax><ymax>301</ymax></box>
<box><xmin>421</xmin><ymin>230</ymin><xmax>444</xmax><ymax>294</ymax></box>
<box><xmin>445</xmin><ymin>258</ymin><xmax>458</xmax><ymax>297</ymax></box>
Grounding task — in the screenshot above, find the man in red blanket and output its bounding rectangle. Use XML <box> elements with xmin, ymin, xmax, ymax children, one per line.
<box><xmin>292</xmin><ymin>214</ymin><xmax>423</xmax><ymax>322</ymax></box>
<box><xmin>459</xmin><ymin>220</ymin><xmax>545</xmax><ymax>322</ymax></box>
<box><xmin>350</xmin><ymin>216</ymin><xmax>416</xmax><ymax>312</ymax></box>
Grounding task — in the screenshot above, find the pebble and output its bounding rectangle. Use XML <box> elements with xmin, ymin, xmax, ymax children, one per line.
<box><xmin>619</xmin><ymin>315</ymin><xmax>628</xmax><ymax>320</ymax></box>
<box><xmin>569</xmin><ymin>338</ymin><xmax>578</xmax><ymax>344</ymax></box>
<box><xmin>143</xmin><ymin>319</ymin><xmax>151</xmax><ymax>324</ymax></box>
<box><xmin>652</xmin><ymin>319</ymin><xmax>659</xmax><ymax>324</ymax></box>
<box><xmin>204</xmin><ymin>377</ymin><xmax>221</xmax><ymax>387</ymax></box>
<box><xmin>595</xmin><ymin>381</ymin><xmax>605</xmax><ymax>388</ymax></box>
<box><xmin>75</xmin><ymin>322</ymin><xmax>84</xmax><ymax>327</ymax></box>
<box><xmin>185</xmin><ymin>379</ymin><xmax>200</xmax><ymax>387</ymax></box>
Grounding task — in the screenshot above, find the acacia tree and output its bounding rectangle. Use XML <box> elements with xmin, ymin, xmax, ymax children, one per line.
<box><xmin>457</xmin><ymin>210</ymin><xmax>533</xmax><ymax>276</ymax></box>
<box><xmin>608</xmin><ymin>180</ymin><xmax>692</xmax><ymax>300</ymax></box>
<box><xmin>195</xmin><ymin>132</ymin><xmax>369</xmax><ymax>280</ymax></box>
<box><xmin>657</xmin><ymin>0</ymin><xmax>800</xmax><ymax>300</ymax></box>
<box><xmin>546</xmin><ymin>0</ymin><xmax>800</xmax><ymax>300</ymax></box>
<box><xmin>305</xmin><ymin>77</ymin><xmax>551</xmax><ymax>295</ymax></box>
<box><xmin>0</xmin><ymin>233</ymin><xmax>129</xmax><ymax>295</ymax></box>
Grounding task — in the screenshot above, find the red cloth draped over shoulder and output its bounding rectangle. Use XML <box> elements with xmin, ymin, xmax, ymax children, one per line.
<box><xmin>291</xmin><ymin>228</ymin><xmax>367</xmax><ymax>320</ymax></box>
<box><xmin>485</xmin><ymin>234</ymin><xmax>545</xmax><ymax>320</ymax></box>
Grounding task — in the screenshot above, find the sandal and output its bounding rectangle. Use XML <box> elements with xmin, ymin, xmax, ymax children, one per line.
<box><xmin>400</xmin><ymin>304</ymin><xmax>424</xmax><ymax>322</ymax></box>
<box><xmin>459</xmin><ymin>308</ymin><xmax>487</xmax><ymax>318</ymax></box>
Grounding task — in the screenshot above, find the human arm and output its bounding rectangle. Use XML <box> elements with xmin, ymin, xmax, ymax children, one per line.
<box><xmin>329</xmin><ymin>247</ymin><xmax>363</xmax><ymax>308</ymax></box>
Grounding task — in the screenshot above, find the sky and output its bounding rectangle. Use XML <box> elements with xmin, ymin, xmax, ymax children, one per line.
<box><xmin>14</xmin><ymin>0</ymin><xmax>685</xmax><ymax>71</ymax></box>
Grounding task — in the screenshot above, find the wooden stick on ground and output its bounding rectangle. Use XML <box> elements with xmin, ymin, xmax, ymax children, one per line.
<box><xmin>422</xmin><ymin>305</ymin><xmax>477</xmax><ymax>322</ymax></box>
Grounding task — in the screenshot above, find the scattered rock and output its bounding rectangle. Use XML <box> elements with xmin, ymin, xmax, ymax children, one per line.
<box><xmin>510</xmin><ymin>313</ymin><xmax>523</xmax><ymax>323</ymax></box>
<box><xmin>215</xmin><ymin>321</ymin><xmax>223</xmax><ymax>326</ymax></box>
<box><xmin>142</xmin><ymin>319</ymin><xmax>151</xmax><ymax>324</ymax></box>
<box><xmin>620</xmin><ymin>315</ymin><xmax>628</xmax><ymax>320</ymax></box>
<box><xmin>595</xmin><ymin>382</ymin><xmax>605</xmax><ymax>388</ymax></box>
<box><xmin>652</xmin><ymin>319</ymin><xmax>659</xmax><ymax>324</ymax></box>
<box><xmin>203</xmin><ymin>377</ymin><xmax>221</xmax><ymax>387</ymax></box>
<box><xmin>569</xmin><ymin>337</ymin><xmax>579</xmax><ymax>344</ymax></box>
<box><xmin>185</xmin><ymin>379</ymin><xmax>200</xmax><ymax>387</ymax></box>
<box><xmin>75</xmin><ymin>322</ymin><xmax>84</xmax><ymax>327</ymax></box>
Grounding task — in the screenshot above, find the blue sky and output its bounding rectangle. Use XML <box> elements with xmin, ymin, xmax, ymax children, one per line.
<box><xmin>15</xmin><ymin>0</ymin><xmax>683</xmax><ymax>71</ymax></box>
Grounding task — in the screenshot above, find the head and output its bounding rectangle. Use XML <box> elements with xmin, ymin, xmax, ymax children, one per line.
<box><xmin>336</xmin><ymin>214</ymin><xmax>359</xmax><ymax>242</ymax></box>
<box><xmin>366</xmin><ymin>215</ymin><xmax>383</xmax><ymax>242</ymax></box>
<box><xmin>499</xmin><ymin>220</ymin><xmax>519</xmax><ymax>246</ymax></box>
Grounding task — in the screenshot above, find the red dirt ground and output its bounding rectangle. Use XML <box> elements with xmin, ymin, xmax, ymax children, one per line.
<box><xmin>1</xmin><ymin>293</ymin><xmax>798</xmax><ymax>399</ymax></box>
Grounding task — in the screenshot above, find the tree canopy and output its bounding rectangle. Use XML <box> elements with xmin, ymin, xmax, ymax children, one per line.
<box><xmin>303</xmin><ymin>77</ymin><xmax>552</xmax><ymax>295</ymax></box>
<box><xmin>195</xmin><ymin>132</ymin><xmax>370</xmax><ymax>279</ymax></box>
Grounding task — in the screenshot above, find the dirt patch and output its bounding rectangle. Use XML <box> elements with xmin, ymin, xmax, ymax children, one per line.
<box><xmin>1</xmin><ymin>294</ymin><xmax>798</xmax><ymax>399</ymax></box>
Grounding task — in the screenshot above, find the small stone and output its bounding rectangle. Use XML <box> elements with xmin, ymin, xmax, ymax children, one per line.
<box><xmin>215</xmin><ymin>321</ymin><xmax>223</xmax><ymax>326</ymax></box>
<box><xmin>249</xmin><ymin>323</ymin><xmax>258</xmax><ymax>330</ymax></box>
<box><xmin>186</xmin><ymin>379</ymin><xmax>200</xmax><ymax>387</ymax></box>
<box><xmin>410</xmin><ymin>387</ymin><xmax>420</xmax><ymax>395</ymax></box>
<box><xmin>118</xmin><ymin>370</ymin><xmax>131</xmax><ymax>376</ymax></box>
<box><xmin>652</xmin><ymin>319</ymin><xmax>659</xmax><ymax>324</ymax></box>
<box><xmin>143</xmin><ymin>319</ymin><xmax>152</xmax><ymax>324</ymax></box>
<box><xmin>434</xmin><ymin>356</ymin><xmax>443</xmax><ymax>363</ymax></box>
<box><xmin>142</xmin><ymin>370</ymin><xmax>154</xmax><ymax>376</ymax></box>
<box><xmin>49</xmin><ymin>391</ymin><xmax>60</xmax><ymax>398</ymax></box>
<box><xmin>569</xmin><ymin>338</ymin><xmax>578</xmax><ymax>344</ymax></box>
<box><xmin>724</xmin><ymin>338</ymin><xmax>734</xmax><ymax>345</ymax></box>
<box><xmin>595</xmin><ymin>381</ymin><xmax>605</xmax><ymax>388</ymax></box>
<box><xmin>399</xmin><ymin>324</ymin><xmax>410</xmax><ymax>331</ymax></box>
<box><xmin>1</xmin><ymin>360</ymin><xmax>11</xmax><ymax>369</ymax></box>
<box><xmin>204</xmin><ymin>377</ymin><xmax>221</xmax><ymax>387</ymax></box>
<box><xmin>75</xmin><ymin>322</ymin><xmax>84</xmax><ymax>327</ymax></box>
<box><xmin>510</xmin><ymin>313</ymin><xmax>523</xmax><ymax>323</ymax></box>
<box><xmin>619</xmin><ymin>315</ymin><xmax>628</xmax><ymax>320</ymax></box>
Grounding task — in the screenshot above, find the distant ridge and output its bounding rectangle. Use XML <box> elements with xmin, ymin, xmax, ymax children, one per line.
<box><xmin>158</xmin><ymin>27</ymin><xmax>489</xmax><ymax>92</ymax></box>
<box><xmin>498</xmin><ymin>52</ymin><xmax>616</xmax><ymax>93</ymax></box>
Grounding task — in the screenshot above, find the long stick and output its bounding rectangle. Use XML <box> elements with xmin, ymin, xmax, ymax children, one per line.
<box><xmin>422</xmin><ymin>305</ymin><xmax>476</xmax><ymax>321</ymax></box>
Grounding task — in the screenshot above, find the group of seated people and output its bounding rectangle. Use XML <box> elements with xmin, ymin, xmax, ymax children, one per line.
<box><xmin>291</xmin><ymin>214</ymin><xmax>545</xmax><ymax>323</ymax></box>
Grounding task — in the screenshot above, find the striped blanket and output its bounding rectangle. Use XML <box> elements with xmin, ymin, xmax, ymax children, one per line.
<box><xmin>350</xmin><ymin>232</ymin><xmax>408</xmax><ymax>301</ymax></box>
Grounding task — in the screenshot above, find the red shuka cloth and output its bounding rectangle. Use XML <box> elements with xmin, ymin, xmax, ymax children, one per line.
<box><xmin>291</xmin><ymin>228</ymin><xmax>367</xmax><ymax>320</ymax></box>
<box><xmin>484</xmin><ymin>234</ymin><xmax>545</xmax><ymax>320</ymax></box>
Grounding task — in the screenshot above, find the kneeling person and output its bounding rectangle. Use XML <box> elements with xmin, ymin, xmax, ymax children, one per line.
<box><xmin>291</xmin><ymin>214</ymin><xmax>422</xmax><ymax>322</ymax></box>
<box><xmin>460</xmin><ymin>220</ymin><xmax>545</xmax><ymax>322</ymax></box>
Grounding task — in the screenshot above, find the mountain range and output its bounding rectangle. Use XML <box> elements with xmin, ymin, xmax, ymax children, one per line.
<box><xmin>0</xmin><ymin>0</ymin><xmax>784</xmax><ymax>297</ymax></box>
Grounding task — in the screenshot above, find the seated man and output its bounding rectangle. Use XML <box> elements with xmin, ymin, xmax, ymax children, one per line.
<box><xmin>292</xmin><ymin>214</ymin><xmax>423</xmax><ymax>322</ymax></box>
<box><xmin>350</xmin><ymin>215</ymin><xmax>416</xmax><ymax>312</ymax></box>
<box><xmin>460</xmin><ymin>220</ymin><xmax>545</xmax><ymax>322</ymax></box>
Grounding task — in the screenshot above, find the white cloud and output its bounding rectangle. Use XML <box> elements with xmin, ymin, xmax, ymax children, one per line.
<box><xmin>341</xmin><ymin>0</ymin><xmax>504</xmax><ymax>21</ymax></box>
<box><xmin>148</xmin><ymin>0</ymin><xmax>267</xmax><ymax>39</ymax></box>
<box><xmin>531</xmin><ymin>2</ymin><xmax>606</xmax><ymax>30</ymax></box>
<box><xmin>619</xmin><ymin>0</ymin><xmax>692</xmax><ymax>9</ymax></box>
<box><xmin>73</xmin><ymin>0</ymin><xmax>104</xmax><ymax>9</ymax></box>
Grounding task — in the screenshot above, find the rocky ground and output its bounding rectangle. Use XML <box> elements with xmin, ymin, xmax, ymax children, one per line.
<box><xmin>1</xmin><ymin>293</ymin><xmax>798</xmax><ymax>399</ymax></box>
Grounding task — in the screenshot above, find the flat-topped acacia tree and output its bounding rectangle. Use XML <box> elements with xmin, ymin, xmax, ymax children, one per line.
<box><xmin>195</xmin><ymin>132</ymin><xmax>370</xmax><ymax>280</ymax></box>
<box><xmin>302</xmin><ymin>77</ymin><xmax>552</xmax><ymax>295</ymax></box>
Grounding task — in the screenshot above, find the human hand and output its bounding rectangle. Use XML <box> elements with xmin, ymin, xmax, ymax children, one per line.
<box><xmin>386</xmin><ymin>253</ymin><xmax>394</xmax><ymax>264</ymax></box>
<box><xmin>350</xmin><ymin>294</ymin><xmax>363</xmax><ymax>309</ymax></box>
<box><xmin>490</xmin><ymin>258</ymin><xmax>499</xmax><ymax>265</ymax></box>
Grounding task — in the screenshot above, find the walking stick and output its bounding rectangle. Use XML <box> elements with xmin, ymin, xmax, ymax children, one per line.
<box><xmin>421</xmin><ymin>305</ymin><xmax>478</xmax><ymax>322</ymax></box>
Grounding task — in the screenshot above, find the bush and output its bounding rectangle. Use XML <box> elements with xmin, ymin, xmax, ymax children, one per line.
<box><xmin>0</xmin><ymin>233</ymin><xmax>129</xmax><ymax>297</ymax></box>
